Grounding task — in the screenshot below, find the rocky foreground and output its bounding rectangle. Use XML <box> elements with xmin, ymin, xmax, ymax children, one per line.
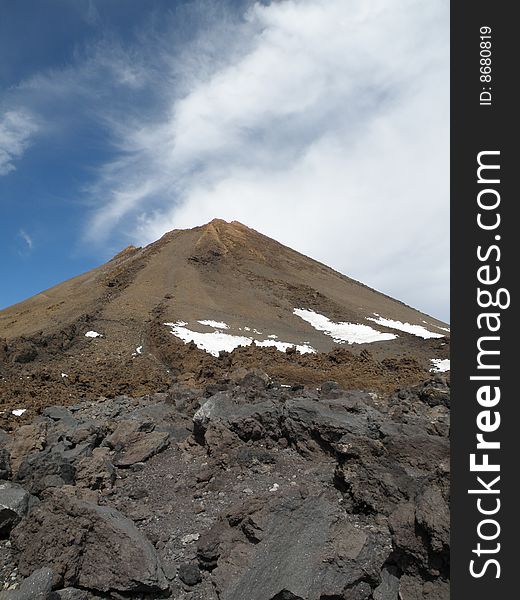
<box><xmin>0</xmin><ymin>370</ymin><xmax>449</xmax><ymax>600</ymax></box>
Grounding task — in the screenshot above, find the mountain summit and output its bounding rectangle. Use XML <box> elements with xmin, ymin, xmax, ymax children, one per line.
<box><xmin>0</xmin><ymin>219</ymin><xmax>448</xmax><ymax>418</ymax></box>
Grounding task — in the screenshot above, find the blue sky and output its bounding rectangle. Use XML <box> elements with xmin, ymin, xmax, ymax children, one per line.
<box><xmin>0</xmin><ymin>0</ymin><xmax>449</xmax><ymax>320</ymax></box>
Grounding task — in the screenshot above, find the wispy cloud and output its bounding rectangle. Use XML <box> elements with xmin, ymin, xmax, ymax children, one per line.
<box><xmin>0</xmin><ymin>110</ymin><xmax>39</xmax><ymax>175</ymax></box>
<box><xmin>81</xmin><ymin>0</ymin><xmax>449</xmax><ymax>319</ymax></box>
<box><xmin>5</xmin><ymin>0</ymin><xmax>449</xmax><ymax>319</ymax></box>
<box><xmin>18</xmin><ymin>229</ymin><xmax>34</xmax><ymax>255</ymax></box>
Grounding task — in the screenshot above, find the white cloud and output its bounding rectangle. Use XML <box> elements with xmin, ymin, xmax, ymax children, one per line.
<box><xmin>12</xmin><ymin>0</ymin><xmax>445</xmax><ymax>320</ymax></box>
<box><xmin>18</xmin><ymin>229</ymin><xmax>33</xmax><ymax>251</ymax></box>
<box><xmin>0</xmin><ymin>110</ymin><xmax>38</xmax><ymax>175</ymax></box>
<box><xmin>82</xmin><ymin>0</ymin><xmax>449</xmax><ymax>320</ymax></box>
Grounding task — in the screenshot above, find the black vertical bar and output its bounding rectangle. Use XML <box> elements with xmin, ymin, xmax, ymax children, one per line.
<box><xmin>451</xmin><ymin>2</ymin><xmax>517</xmax><ymax>598</ymax></box>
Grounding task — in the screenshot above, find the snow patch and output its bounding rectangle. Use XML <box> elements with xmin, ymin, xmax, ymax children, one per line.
<box><xmin>61</xmin><ymin>373</ymin><xmax>68</xmax><ymax>378</ymax></box>
<box><xmin>85</xmin><ymin>331</ymin><xmax>102</xmax><ymax>338</ymax></box>
<box><xmin>198</xmin><ymin>320</ymin><xmax>229</xmax><ymax>329</ymax></box>
<box><xmin>165</xmin><ymin>322</ymin><xmax>252</xmax><ymax>356</ymax></box>
<box><xmin>430</xmin><ymin>359</ymin><xmax>450</xmax><ymax>373</ymax></box>
<box><xmin>12</xmin><ymin>408</ymin><xmax>27</xmax><ymax>417</ymax></box>
<box><xmin>294</xmin><ymin>309</ymin><xmax>397</xmax><ymax>344</ymax></box>
<box><xmin>165</xmin><ymin>321</ymin><xmax>316</xmax><ymax>356</ymax></box>
<box><xmin>366</xmin><ymin>316</ymin><xmax>444</xmax><ymax>339</ymax></box>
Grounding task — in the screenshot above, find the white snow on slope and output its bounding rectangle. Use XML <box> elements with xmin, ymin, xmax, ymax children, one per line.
<box><xmin>85</xmin><ymin>331</ymin><xmax>102</xmax><ymax>338</ymax></box>
<box><xmin>12</xmin><ymin>408</ymin><xmax>27</xmax><ymax>417</ymax></box>
<box><xmin>430</xmin><ymin>358</ymin><xmax>450</xmax><ymax>373</ymax></box>
<box><xmin>293</xmin><ymin>309</ymin><xmax>397</xmax><ymax>344</ymax></box>
<box><xmin>366</xmin><ymin>315</ymin><xmax>444</xmax><ymax>339</ymax></box>
<box><xmin>165</xmin><ymin>321</ymin><xmax>316</xmax><ymax>357</ymax></box>
<box><xmin>165</xmin><ymin>322</ymin><xmax>252</xmax><ymax>356</ymax></box>
<box><xmin>198</xmin><ymin>320</ymin><xmax>229</xmax><ymax>329</ymax></box>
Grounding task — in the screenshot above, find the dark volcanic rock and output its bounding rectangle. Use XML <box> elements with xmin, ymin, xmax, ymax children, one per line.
<box><xmin>0</xmin><ymin>449</ymin><xmax>11</xmax><ymax>480</ymax></box>
<box><xmin>10</xmin><ymin>494</ymin><xmax>168</xmax><ymax>595</ymax></box>
<box><xmin>102</xmin><ymin>419</ymin><xmax>170</xmax><ymax>467</ymax></box>
<box><xmin>15</xmin><ymin>451</ymin><xmax>75</xmax><ymax>496</ymax></box>
<box><xmin>0</xmin><ymin>482</ymin><xmax>36</xmax><ymax>537</ymax></box>
<box><xmin>0</xmin><ymin>567</ymin><xmax>56</xmax><ymax>600</ymax></box>
<box><xmin>113</xmin><ymin>431</ymin><xmax>169</xmax><ymax>467</ymax></box>
<box><xmin>205</xmin><ymin>494</ymin><xmax>391</xmax><ymax>600</ymax></box>
<box><xmin>1</xmin><ymin>373</ymin><xmax>450</xmax><ymax>597</ymax></box>
<box><xmin>75</xmin><ymin>448</ymin><xmax>115</xmax><ymax>491</ymax></box>
<box><xmin>178</xmin><ymin>562</ymin><xmax>202</xmax><ymax>586</ymax></box>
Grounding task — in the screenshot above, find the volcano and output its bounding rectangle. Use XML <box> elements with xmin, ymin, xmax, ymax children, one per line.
<box><xmin>0</xmin><ymin>220</ymin><xmax>451</xmax><ymax>599</ymax></box>
<box><xmin>0</xmin><ymin>219</ymin><xmax>448</xmax><ymax>421</ymax></box>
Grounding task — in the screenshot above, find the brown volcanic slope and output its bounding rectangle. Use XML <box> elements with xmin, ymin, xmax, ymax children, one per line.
<box><xmin>0</xmin><ymin>219</ymin><xmax>448</xmax><ymax>425</ymax></box>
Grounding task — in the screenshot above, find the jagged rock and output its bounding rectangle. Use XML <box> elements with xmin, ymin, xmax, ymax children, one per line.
<box><xmin>101</xmin><ymin>418</ymin><xmax>169</xmax><ymax>467</ymax></box>
<box><xmin>399</xmin><ymin>574</ymin><xmax>449</xmax><ymax>600</ymax></box>
<box><xmin>0</xmin><ymin>482</ymin><xmax>36</xmax><ymax>537</ymax></box>
<box><xmin>282</xmin><ymin>394</ymin><xmax>377</xmax><ymax>451</ymax></box>
<box><xmin>197</xmin><ymin>534</ymin><xmax>221</xmax><ymax>572</ymax></box>
<box><xmin>9</xmin><ymin>423</ymin><xmax>47</xmax><ymax>474</ymax></box>
<box><xmin>75</xmin><ymin>448</ymin><xmax>116</xmax><ymax>491</ymax></box>
<box><xmin>178</xmin><ymin>562</ymin><xmax>202</xmax><ymax>586</ymax></box>
<box><xmin>0</xmin><ymin>567</ymin><xmax>56</xmax><ymax>600</ymax></box>
<box><xmin>127</xmin><ymin>402</ymin><xmax>192</xmax><ymax>444</ymax></box>
<box><xmin>10</xmin><ymin>494</ymin><xmax>168</xmax><ymax>595</ymax></box>
<box><xmin>102</xmin><ymin>419</ymin><xmax>150</xmax><ymax>449</ymax></box>
<box><xmin>41</xmin><ymin>407</ymin><xmax>77</xmax><ymax>426</ymax></box>
<box><xmin>0</xmin><ymin>375</ymin><xmax>450</xmax><ymax>595</ymax></box>
<box><xmin>15</xmin><ymin>451</ymin><xmax>75</xmax><ymax>496</ymax></box>
<box><xmin>204</xmin><ymin>422</ymin><xmax>242</xmax><ymax>460</ymax></box>
<box><xmin>113</xmin><ymin>431</ymin><xmax>169</xmax><ymax>467</ymax></box>
<box><xmin>373</xmin><ymin>566</ymin><xmax>400</xmax><ymax>600</ymax></box>
<box><xmin>0</xmin><ymin>448</ymin><xmax>11</xmax><ymax>480</ymax></box>
<box><xmin>208</xmin><ymin>495</ymin><xmax>391</xmax><ymax>600</ymax></box>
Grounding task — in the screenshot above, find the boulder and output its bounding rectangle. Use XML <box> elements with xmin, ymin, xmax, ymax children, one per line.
<box><xmin>0</xmin><ymin>481</ymin><xmax>36</xmax><ymax>537</ymax></box>
<box><xmin>113</xmin><ymin>431</ymin><xmax>169</xmax><ymax>467</ymax></box>
<box><xmin>0</xmin><ymin>567</ymin><xmax>56</xmax><ymax>600</ymax></box>
<box><xmin>373</xmin><ymin>566</ymin><xmax>400</xmax><ymax>600</ymax></box>
<box><xmin>75</xmin><ymin>448</ymin><xmax>115</xmax><ymax>491</ymax></box>
<box><xmin>208</xmin><ymin>495</ymin><xmax>391</xmax><ymax>600</ymax></box>
<box><xmin>399</xmin><ymin>575</ymin><xmax>449</xmax><ymax>600</ymax></box>
<box><xmin>10</xmin><ymin>494</ymin><xmax>168</xmax><ymax>595</ymax></box>
<box><xmin>9</xmin><ymin>423</ymin><xmax>47</xmax><ymax>474</ymax></box>
<box><xmin>102</xmin><ymin>419</ymin><xmax>169</xmax><ymax>467</ymax></box>
<box><xmin>15</xmin><ymin>451</ymin><xmax>75</xmax><ymax>496</ymax></box>
<box><xmin>178</xmin><ymin>562</ymin><xmax>202</xmax><ymax>586</ymax></box>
